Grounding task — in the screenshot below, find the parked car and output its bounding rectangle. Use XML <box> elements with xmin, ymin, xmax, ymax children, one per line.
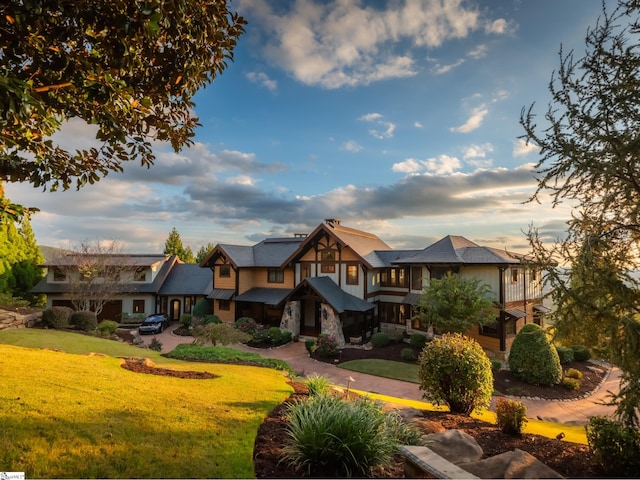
<box><xmin>138</xmin><ymin>314</ymin><xmax>170</xmax><ymax>335</ymax></box>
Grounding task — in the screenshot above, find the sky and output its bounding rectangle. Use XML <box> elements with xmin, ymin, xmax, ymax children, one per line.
<box><xmin>7</xmin><ymin>0</ymin><xmax>609</xmax><ymax>254</ymax></box>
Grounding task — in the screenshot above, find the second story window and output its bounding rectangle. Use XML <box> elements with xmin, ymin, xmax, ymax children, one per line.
<box><xmin>511</xmin><ymin>268</ymin><xmax>519</xmax><ymax>283</ymax></box>
<box><xmin>411</xmin><ymin>266</ymin><xmax>422</xmax><ymax>291</ymax></box>
<box><xmin>268</xmin><ymin>268</ymin><xmax>284</xmax><ymax>284</ymax></box>
<box><xmin>53</xmin><ymin>268</ymin><xmax>66</xmax><ymax>282</ymax></box>
<box><xmin>346</xmin><ymin>264</ymin><xmax>359</xmax><ymax>285</ymax></box>
<box><xmin>380</xmin><ymin>268</ymin><xmax>408</xmax><ymax>287</ymax></box>
<box><xmin>219</xmin><ymin>265</ymin><xmax>231</xmax><ymax>277</ymax></box>
<box><xmin>134</xmin><ymin>268</ymin><xmax>146</xmax><ymax>282</ymax></box>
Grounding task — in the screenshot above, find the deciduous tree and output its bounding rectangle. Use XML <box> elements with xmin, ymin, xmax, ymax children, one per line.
<box><xmin>0</xmin><ymin>0</ymin><xmax>245</xmax><ymax>220</ymax></box>
<box><xmin>521</xmin><ymin>0</ymin><xmax>640</xmax><ymax>426</ymax></box>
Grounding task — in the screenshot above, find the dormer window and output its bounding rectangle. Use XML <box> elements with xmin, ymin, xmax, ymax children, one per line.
<box><xmin>134</xmin><ymin>268</ymin><xmax>146</xmax><ymax>282</ymax></box>
<box><xmin>53</xmin><ymin>269</ymin><xmax>66</xmax><ymax>282</ymax></box>
<box><xmin>219</xmin><ymin>265</ymin><xmax>231</xmax><ymax>277</ymax></box>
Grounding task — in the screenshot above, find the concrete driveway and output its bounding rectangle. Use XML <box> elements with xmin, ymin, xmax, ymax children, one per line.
<box><xmin>143</xmin><ymin>323</ymin><xmax>620</xmax><ymax>426</ymax></box>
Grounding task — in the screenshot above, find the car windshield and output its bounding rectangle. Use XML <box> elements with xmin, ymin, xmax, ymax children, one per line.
<box><xmin>143</xmin><ymin>316</ymin><xmax>163</xmax><ymax>323</ymax></box>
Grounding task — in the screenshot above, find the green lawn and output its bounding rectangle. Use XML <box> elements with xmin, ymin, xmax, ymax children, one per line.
<box><xmin>339</xmin><ymin>358</ymin><xmax>420</xmax><ymax>383</ymax></box>
<box><xmin>0</xmin><ymin>329</ymin><xmax>292</xmax><ymax>478</ymax></box>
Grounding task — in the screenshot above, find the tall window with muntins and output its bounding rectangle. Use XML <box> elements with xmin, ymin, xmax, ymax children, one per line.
<box><xmin>511</xmin><ymin>268</ymin><xmax>519</xmax><ymax>283</ymax></box>
<box><xmin>219</xmin><ymin>265</ymin><xmax>231</xmax><ymax>277</ymax></box>
<box><xmin>380</xmin><ymin>268</ymin><xmax>408</xmax><ymax>287</ymax></box>
<box><xmin>411</xmin><ymin>266</ymin><xmax>422</xmax><ymax>290</ymax></box>
<box><xmin>346</xmin><ymin>264</ymin><xmax>359</xmax><ymax>285</ymax></box>
<box><xmin>268</xmin><ymin>268</ymin><xmax>284</xmax><ymax>283</ymax></box>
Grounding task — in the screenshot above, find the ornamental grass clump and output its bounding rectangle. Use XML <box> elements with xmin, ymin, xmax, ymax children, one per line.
<box><xmin>283</xmin><ymin>394</ymin><xmax>418</xmax><ymax>477</ymax></box>
<box><xmin>418</xmin><ymin>333</ymin><xmax>493</xmax><ymax>415</ymax></box>
<box><xmin>304</xmin><ymin>373</ymin><xmax>331</xmax><ymax>397</ymax></box>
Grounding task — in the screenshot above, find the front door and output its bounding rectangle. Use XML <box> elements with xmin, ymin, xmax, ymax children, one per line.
<box><xmin>170</xmin><ymin>299</ymin><xmax>181</xmax><ymax>321</ymax></box>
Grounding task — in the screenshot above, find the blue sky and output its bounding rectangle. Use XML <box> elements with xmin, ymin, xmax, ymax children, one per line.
<box><xmin>9</xmin><ymin>0</ymin><xmax>607</xmax><ymax>254</ymax></box>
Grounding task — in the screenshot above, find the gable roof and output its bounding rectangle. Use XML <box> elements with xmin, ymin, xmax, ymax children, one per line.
<box><xmin>393</xmin><ymin>235</ymin><xmax>525</xmax><ymax>266</ymax></box>
<box><xmin>39</xmin><ymin>254</ymin><xmax>170</xmax><ymax>268</ymax></box>
<box><xmin>290</xmin><ymin>276</ymin><xmax>375</xmax><ymax>313</ymax></box>
<box><xmin>200</xmin><ymin>237</ymin><xmax>304</xmax><ymax>269</ymax></box>
<box><xmin>158</xmin><ymin>263</ymin><xmax>212</xmax><ymax>295</ymax></box>
<box><xmin>282</xmin><ymin>220</ymin><xmax>391</xmax><ymax>269</ymax></box>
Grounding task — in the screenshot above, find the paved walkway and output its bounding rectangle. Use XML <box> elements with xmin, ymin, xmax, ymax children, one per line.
<box><xmin>145</xmin><ymin>324</ymin><xmax>620</xmax><ymax>426</ymax></box>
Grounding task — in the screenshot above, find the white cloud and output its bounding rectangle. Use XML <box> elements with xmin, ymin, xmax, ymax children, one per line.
<box><xmin>342</xmin><ymin>140</ymin><xmax>363</xmax><ymax>152</ymax></box>
<box><xmin>431</xmin><ymin>59</ymin><xmax>465</xmax><ymax>75</ymax></box>
<box><xmin>513</xmin><ymin>139</ymin><xmax>540</xmax><ymax>157</ymax></box>
<box><xmin>237</xmin><ymin>0</ymin><xmax>508</xmax><ymax>89</ymax></box>
<box><xmin>392</xmin><ymin>155</ymin><xmax>461</xmax><ymax>175</ymax></box>
<box><xmin>360</xmin><ymin>112</ymin><xmax>395</xmax><ymax>139</ymax></box>
<box><xmin>450</xmin><ymin>107</ymin><xmax>488</xmax><ymax>133</ymax></box>
<box><xmin>392</xmin><ymin>159</ymin><xmax>421</xmax><ymax>173</ymax></box>
<box><xmin>467</xmin><ymin>44</ymin><xmax>488</xmax><ymax>59</ymax></box>
<box><xmin>246</xmin><ymin>71</ymin><xmax>278</xmax><ymax>92</ymax></box>
<box><xmin>359</xmin><ymin>112</ymin><xmax>383</xmax><ymax>122</ymax></box>
<box><xmin>414</xmin><ymin>121</ymin><xmax>423</xmax><ymax>128</ymax></box>
<box><xmin>462</xmin><ymin>143</ymin><xmax>494</xmax><ymax>160</ymax></box>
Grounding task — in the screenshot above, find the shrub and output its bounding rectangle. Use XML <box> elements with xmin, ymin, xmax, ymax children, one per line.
<box><xmin>305</xmin><ymin>374</ymin><xmax>331</xmax><ymax>397</ymax></box>
<box><xmin>400</xmin><ymin>347</ymin><xmax>417</xmax><ymax>362</ymax></box>
<box><xmin>96</xmin><ymin>320</ymin><xmax>119</xmax><ymax>337</ymax></box>
<box><xmin>203</xmin><ymin>314</ymin><xmax>222</xmax><ymax>325</ymax></box>
<box><xmin>305</xmin><ymin>339</ymin><xmax>316</xmax><ymax>354</ymax></box>
<box><xmin>283</xmin><ymin>395</ymin><xmax>412</xmax><ymax>477</ymax></box>
<box><xmin>561</xmin><ymin>377</ymin><xmax>581</xmax><ymax>390</ymax></box>
<box><xmin>495</xmin><ymin>397</ymin><xmax>528</xmax><ymax>435</ymax></box>
<box><xmin>586</xmin><ymin>416</ymin><xmax>640</xmax><ymax>477</ymax></box>
<box><xmin>194</xmin><ymin>323</ymin><xmax>251</xmax><ymax>346</ymax></box>
<box><xmin>235</xmin><ymin>317</ymin><xmax>258</xmax><ymax>335</ymax></box>
<box><xmin>491</xmin><ymin>359</ymin><xmax>502</xmax><ymax>371</ymax></box>
<box><xmin>280</xmin><ymin>331</ymin><xmax>293</xmax><ymax>345</ymax></box>
<box><xmin>371</xmin><ymin>332</ymin><xmax>390</xmax><ymax>348</ymax></box>
<box><xmin>69</xmin><ymin>310</ymin><xmax>97</xmax><ymax>331</ymax></box>
<box><xmin>268</xmin><ymin>327</ymin><xmax>282</xmax><ymax>345</ymax></box>
<box><xmin>387</xmin><ymin>330</ymin><xmax>404</xmax><ymax>343</ymax></box>
<box><xmin>179</xmin><ymin>314</ymin><xmax>192</xmax><ymax>328</ymax></box>
<box><xmin>149</xmin><ymin>337</ymin><xmax>163</xmax><ymax>352</ymax></box>
<box><xmin>315</xmin><ymin>334</ymin><xmax>338</xmax><ymax>358</ymax></box>
<box><xmin>418</xmin><ymin>333</ymin><xmax>493</xmax><ymax>415</ymax></box>
<box><xmin>192</xmin><ymin>298</ymin><xmax>211</xmax><ymax>317</ymax></box>
<box><xmin>555</xmin><ymin>345</ymin><xmax>574</xmax><ymax>364</ymax></box>
<box><xmin>409</xmin><ymin>333</ymin><xmax>427</xmax><ymax>349</ymax></box>
<box><xmin>41</xmin><ymin>306</ymin><xmax>72</xmax><ymax>329</ymax></box>
<box><xmin>571</xmin><ymin>344</ymin><xmax>592</xmax><ymax>362</ymax></box>
<box><xmin>508</xmin><ymin>323</ymin><xmax>562</xmax><ymax>386</ymax></box>
<box><xmin>564</xmin><ymin>367</ymin><xmax>583</xmax><ymax>380</ymax></box>
<box><xmin>251</xmin><ymin>326</ymin><xmax>270</xmax><ymax>344</ymax></box>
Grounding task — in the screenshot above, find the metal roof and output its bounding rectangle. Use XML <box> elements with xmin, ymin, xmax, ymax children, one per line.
<box><xmin>234</xmin><ymin>287</ymin><xmax>292</xmax><ymax>305</ymax></box>
<box><xmin>504</xmin><ymin>308</ymin><xmax>527</xmax><ymax>318</ymax></box>
<box><xmin>303</xmin><ymin>276</ymin><xmax>375</xmax><ymax>313</ymax></box>
<box><xmin>39</xmin><ymin>254</ymin><xmax>169</xmax><ymax>268</ymax></box>
<box><xmin>533</xmin><ymin>304</ymin><xmax>551</xmax><ymax>313</ymax></box>
<box><xmin>213</xmin><ymin>237</ymin><xmax>304</xmax><ymax>268</ymax></box>
<box><xmin>401</xmin><ymin>293</ymin><xmax>422</xmax><ymax>305</ymax></box>
<box><xmin>208</xmin><ymin>289</ymin><xmax>235</xmax><ymax>300</ymax></box>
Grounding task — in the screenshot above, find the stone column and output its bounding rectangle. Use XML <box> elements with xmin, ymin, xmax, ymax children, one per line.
<box><xmin>280</xmin><ymin>301</ymin><xmax>300</xmax><ymax>337</ymax></box>
<box><xmin>320</xmin><ymin>303</ymin><xmax>346</xmax><ymax>348</ymax></box>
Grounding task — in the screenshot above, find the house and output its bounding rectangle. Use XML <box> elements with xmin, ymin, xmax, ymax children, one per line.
<box><xmin>32</xmin><ymin>219</ymin><xmax>548</xmax><ymax>357</ymax></box>
<box><xmin>201</xmin><ymin>219</ymin><xmax>548</xmax><ymax>357</ymax></box>
<box><xmin>32</xmin><ymin>254</ymin><xmax>210</xmax><ymax>321</ymax></box>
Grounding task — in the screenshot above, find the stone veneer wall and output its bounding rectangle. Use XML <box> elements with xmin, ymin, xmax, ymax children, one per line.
<box><xmin>280</xmin><ymin>301</ymin><xmax>301</xmax><ymax>337</ymax></box>
<box><xmin>0</xmin><ymin>309</ymin><xmax>42</xmax><ymax>330</ymax></box>
<box><xmin>320</xmin><ymin>304</ymin><xmax>346</xmax><ymax>348</ymax></box>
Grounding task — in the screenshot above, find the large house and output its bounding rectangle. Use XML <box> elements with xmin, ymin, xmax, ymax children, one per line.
<box><xmin>33</xmin><ymin>219</ymin><xmax>548</xmax><ymax>357</ymax></box>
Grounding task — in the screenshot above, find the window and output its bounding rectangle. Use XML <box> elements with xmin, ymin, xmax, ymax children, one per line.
<box><xmin>184</xmin><ymin>296</ymin><xmax>192</xmax><ymax>313</ymax></box>
<box><xmin>511</xmin><ymin>268</ymin><xmax>519</xmax><ymax>283</ymax></box>
<box><xmin>380</xmin><ymin>268</ymin><xmax>408</xmax><ymax>287</ymax></box>
<box><xmin>321</xmin><ymin>263</ymin><xmax>336</xmax><ymax>273</ymax></box>
<box><xmin>531</xmin><ymin>269</ymin><xmax>538</xmax><ymax>282</ymax></box>
<box><xmin>219</xmin><ymin>265</ymin><xmax>231</xmax><ymax>277</ymax></box>
<box><xmin>431</xmin><ymin>267</ymin><xmax>453</xmax><ymax>280</ymax></box>
<box><xmin>505</xmin><ymin>317</ymin><xmax>516</xmax><ymax>335</ymax></box>
<box><xmin>378</xmin><ymin>302</ymin><xmax>404</xmax><ymax>324</ymax></box>
<box><xmin>53</xmin><ymin>269</ymin><xmax>66</xmax><ymax>282</ymax></box>
<box><xmin>134</xmin><ymin>268</ymin><xmax>146</xmax><ymax>281</ymax></box>
<box><xmin>133</xmin><ymin>300</ymin><xmax>145</xmax><ymax>314</ymax></box>
<box><xmin>268</xmin><ymin>268</ymin><xmax>284</xmax><ymax>283</ymax></box>
<box><xmin>320</xmin><ymin>250</ymin><xmax>336</xmax><ymax>261</ymax></box>
<box><xmin>480</xmin><ymin>319</ymin><xmax>499</xmax><ymax>337</ymax></box>
<box><xmin>219</xmin><ymin>299</ymin><xmax>230</xmax><ymax>311</ymax></box>
<box><xmin>346</xmin><ymin>264</ymin><xmax>358</xmax><ymax>285</ymax></box>
<box><xmin>301</xmin><ymin>264</ymin><xmax>311</xmax><ymax>280</ymax></box>
<box><xmin>411</xmin><ymin>266</ymin><xmax>422</xmax><ymax>291</ymax></box>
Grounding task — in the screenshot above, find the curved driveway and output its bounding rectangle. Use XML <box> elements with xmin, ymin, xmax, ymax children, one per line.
<box><xmin>145</xmin><ymin>324</ymin><xmax>620</xmax><ymax>426</ymax></box>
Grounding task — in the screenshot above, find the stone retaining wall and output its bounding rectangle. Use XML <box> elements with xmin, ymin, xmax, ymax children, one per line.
<box><xmin>0</xmin><ymin>309</ymin><xmax>42</xmax><ymax>330</ymax></box>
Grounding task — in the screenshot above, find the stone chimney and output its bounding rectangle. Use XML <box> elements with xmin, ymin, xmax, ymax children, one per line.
<box><xmin>325</xmin><ymin>218</ymin><xmax>341</xmax><ymax>227</ymax></box>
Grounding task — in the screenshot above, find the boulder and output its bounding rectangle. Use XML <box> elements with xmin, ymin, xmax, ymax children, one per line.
<box><xmin>460</xmin><ymin>448</ymin><xmax>564</xmax><ymax>479</ymax></box>
<box><xmin>420</xmin><ymin>429</ymin><xmax>483</xmax><ymax>464</ymax></box>
<box><xmin>412</xmin><ymin>418</ymin><xmax>446</xmax><ymax>434</ymax></box>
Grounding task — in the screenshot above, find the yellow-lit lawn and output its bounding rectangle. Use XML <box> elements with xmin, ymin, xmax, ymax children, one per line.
<box><xmin>0</xmin><ymin>343</ymin><xmax>292</xmax><ymax>478</ymax></box>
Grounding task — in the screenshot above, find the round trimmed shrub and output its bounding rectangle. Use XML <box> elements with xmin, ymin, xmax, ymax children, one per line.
<box><xmin>491</xmin><ymin>359</ymin><xmax>503</xmax><ymax>371</ymax></box>
<box><xmin>268</xmin><ymin>327</ymin><xmax>282</xmax><ymax>344</ymax></box>
<box><xmin>508</xmin><ymin>323</ymin><xmax>562</xmax><ymax>386</ymax></box>
<box><xmin>409</xmin><ymin>333</ymin><xmax>428</xmax><ymax>349</ymax></box>
<box><xmin>418</xmin><ymin>333</ymin><xmax>493</xmax><ymax>415</ymax></box>
<box><xmin>400</xmin><ymin>347</ymin><xmax>417</xmax><ymax>362</ymax></box>
<box><xmin>41</xmin><ymin>306</ymin><xmax>73</xmax><ymax>329</ymax></box>
<box><xmin>371</xmin><ymin>332</ymin><xmax>390</xmax><ymax>348</ymax></box>
<box><xmin>69</xmin><ymin>310</ymin><xmax>98</xmax><ymax>331</ymax></box>
<box><xmin>555</xmin><ymin>345</ymin><xmax>574</xmax><ymax>364</ymax></box>
<box><xmin>203</xmin><ymin>314</ymin><xmax>222</xmax><ymax>325</ymax></box>
<box><xmin>571</xmin><ymin>345</ymin><xmax>592</xmax><ymax>362</ymax></box>
<box><xmin>192</xmin><ymin>298</ymin><xmax>212</xmax><ymax>317</ymax></box>
<box><xmin>280</xmin><ymin>331</ymin><xmax>293</xmax><ymax>345</ymax></box>
<box><xmin>96</xmin><ymin>320</ymin><xmax>119</xmax><ymax>337</ymax></box>
<box><xmin>235</xmin><ymin>317</ymin><xmax>258</xmax><ymax>334</ymax></box>
<box><xmin>305</xmin><ymin>339</ymin><xmax>316</xmax><ymax>354</ymax></box>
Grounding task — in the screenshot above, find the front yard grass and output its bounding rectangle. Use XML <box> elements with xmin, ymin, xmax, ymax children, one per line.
<box><xmin>339</xmin><ymin>359</ymin><xmax>420</xmax><ymax>383</ymax></box>
<box><xmin>0</xmin><ymin>335</ymin><xmax>292</xmax><ymax>478</ymax></box>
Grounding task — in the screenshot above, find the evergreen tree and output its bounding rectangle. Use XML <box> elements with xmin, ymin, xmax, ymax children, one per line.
<box><xmin>521</xmin><ymin>0</ymin><xmax>640</xmax><ymax>426</ymax></box>
<box><xmin>196</xmin><ymin>243</ymin><xmax>216</xmax><ymax>263</ymax></box>
<box><xmin>164</xmin><ymin>227</ymin><xmax>196</xmax><ymax>263</ymax></box>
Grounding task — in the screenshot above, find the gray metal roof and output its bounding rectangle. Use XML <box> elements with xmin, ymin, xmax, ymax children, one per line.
<box><xmin>39</xmin><ymin>254</ymin><xmax>169</xmax><ymax>268</ymax></box>
<box><xmin>234</xmin><ymin>287</ymin><xmax>292</xmax><ymax>305</ymax></box>
<box><xmin>533</xmin><ymin>304</ymin><xmax>551</xmax><ymax>313</ymax></box>
<box><xmin>208</xmin><ymin>289</ymin><xmax>235</xmax><ymax>300</ymax></box>
<box><xmin>367</xmin><ymin>249</ymin><xmax>422</xmax><ymax>268</ymax></box>
<box><xmin>504</xmin><ymin>308</ymin><xmax>527</xmax><ymax>318</ymax></box>
<box><xmin>216</xmin><ymin>237</ymin><xmax>304</xmax><ymax>268</ymax></box>
<box><xmin>401</xmin><ymin>293</ymin><xmax>422</xmax><ymax>305</ymax></box>
<box><xmin>393</xmin><ymin>235</ymin><xmax>524</xmax><ymax>266</ymax></box>
<box><xmin>303</xmin><ymin>276</ymin><xmax>375</xmax><ymax>313</ymax></box>
<box><xmin>158</xmin><ymin>264</ymin><xmax>211</xmax><ymax>295</ymax></box>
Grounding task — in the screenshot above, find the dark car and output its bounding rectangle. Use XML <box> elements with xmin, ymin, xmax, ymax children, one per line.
<box><xmin>138</xmin><ymin>314</ymin><xmax>170</xmax><ymax>335</ymax></box>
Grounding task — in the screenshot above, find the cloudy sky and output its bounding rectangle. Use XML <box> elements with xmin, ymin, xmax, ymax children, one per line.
<box><xmin>8</xmin><ymin>0</ymin><xmax>605</xmax><ymax>254</ymax></box>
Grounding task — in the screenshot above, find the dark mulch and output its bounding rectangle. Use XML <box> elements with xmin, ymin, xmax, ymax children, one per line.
<box><xmin>120</xmin><ymin>357</ymin><xmax>219</xmax><ymax>379</ymax></box>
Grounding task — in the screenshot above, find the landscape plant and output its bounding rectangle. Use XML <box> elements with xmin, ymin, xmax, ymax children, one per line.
<box><xmin>41</xmin><ymin>306</ymin><xmax>72</xmax><ymax>329</ymax></box>
<box><xmin>418</xmin><ymin>333</ymin><xmax>493</xmax><ymax>415</ymax></box>
<box><xmin>304</xmin><ymin>339</ymin><xmax>316</xmax><ymax>354</ymax></box>
<box><xmin>283</xmin><ymin>394</ymin><xmax>416</xmax><ymax>477</ymax></box>
<box><xmin>495</xmin><ymin>397</ymin><xmax>528</xmax><ymax>435</ymax></box>
<box><xmin>571</xmin><ymin>345</ymin><xmax>592</xmax><ymax>362</ymax></box>
<box><xmin>192</xmin><ymin>298</ymin><xmax>212</xmax><ymax>318</ymax></box>
<box><xmin>508</xmin><ymin>323</ymin><xmax>562</xmax><ymax>386</ymax></box>
<box><xmin>268</xmin><ymin>326</ymin><xmax>282</xmax><ymax>345</ymax></box>
<box><xmin>69</xmin><ymin>310</ymin><xmax>98</xmax><ymax>331</ymax></box>
<box><xmin>314</xmin><ymin>334</ymin><xmax>338</xmax><ymax>357</ymax></box>
<box><xmin>555</xmin><ymin>345</ymin><xmax>574</xmax><ymax>364</ymax></box>
<box><xmin>409</xmin><ymin>333</ymin><xmax>428</xmax><ymax>349</ymax></box>
<box><xmin>235</xmin><ymin>316</ymin><xmax>258</xmax><ymax>335</ymax></box>
<box><xmin>400</xmin><ymin>347</ymin><xmax>417</xmax><ymax>362</ymax></box>
<box><xmin>193</xmin><ymin>322</ymin><xmax>251</xmax><ymax>346</ymax></box>
<box><xmin>370</xmin><ymin>331</ymin><xmax>390</xmax><ymax>347</ymax></box>
<box><xmin>149</xmin><ymin>337</ymin><xmax>163</xmax><ymax>352</ymax></box>
<box><xmin>305</xmin><ymin>374</ymin><xmax>331</xmax><ymax>397</ymax></box>
<box><xmin>96</xmin><ymin>320</ymin><xmax>119</xmax><ymax>337</ymax></box>
<box><xmin>586</xmin><ymin>415</ymin><xmax>640</xmax><ymax>476</ymax></box>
